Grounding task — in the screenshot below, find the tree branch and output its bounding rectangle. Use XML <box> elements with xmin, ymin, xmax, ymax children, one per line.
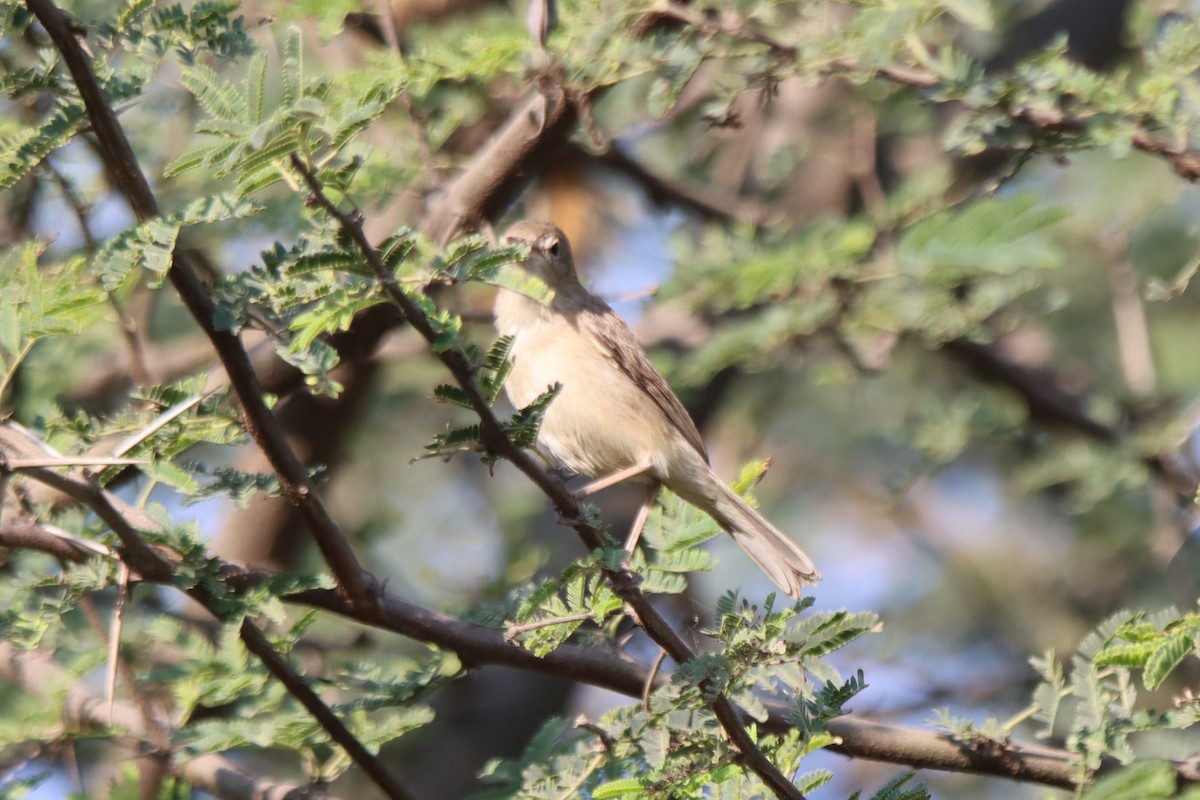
<box><xmin>856</xmin><ymin>68</ymin><xmax>1200</xmax><ymax>181</ymax></box>
<box><xmin>578</xmin><ymin>143</ymin><xmax>769</xmax><ymax>225</ymax></box>
<box><xmin>420</xmin><ymin>84</ymin><xmax>577</xmax><ymax>242</ymax></box>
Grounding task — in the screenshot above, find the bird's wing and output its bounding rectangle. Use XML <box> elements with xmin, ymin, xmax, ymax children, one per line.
<box><xmin>580</xmin><ymin>302</ymin><xmax>710</xmax><ymax>462</ymax></box>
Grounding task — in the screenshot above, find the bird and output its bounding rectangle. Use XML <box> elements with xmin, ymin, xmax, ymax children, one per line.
<box><xmin>493</xmin><ymin>219</ymin><xmax>819</xmax><ymax>599</ymax></box>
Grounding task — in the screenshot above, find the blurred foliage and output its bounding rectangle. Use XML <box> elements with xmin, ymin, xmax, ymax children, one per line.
<box><xmin>2</xmin><ymin>0</ymin><xmax>1200</xmax><ymax>798</ymax></box>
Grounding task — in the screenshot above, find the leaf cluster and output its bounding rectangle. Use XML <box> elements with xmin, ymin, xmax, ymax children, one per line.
<box><xmin>0</xmin><ymin>244</ymin><xmax>107</xmax><ymax>402</ymax></box>
<box><xmin>485</xmin><ymin>582</ymin><xmax>880</xmax><ymax>798</ymax></box>
<box><xmin>936</xmin><ymin>606</ymin><xmax>1200</xmax><ymax>794</ymax></box>
<box><xmin>425</xmin><ymin>335</ymin><xmax>563</xmax><ymax>465</ymax></box>
<box><xmin>147</xmin><ymin>615</ymin><xmax>444</xmax><ymax>781</ymax></box>
<box><xmin>165</xmin><ymin>30</ymin><xmax>402</xmax><ymax>199</ymax></box>
<box><xmin>671</xmin><ymin>192</ymin><xmax>1067</xmax><ymax>386</ymax></box>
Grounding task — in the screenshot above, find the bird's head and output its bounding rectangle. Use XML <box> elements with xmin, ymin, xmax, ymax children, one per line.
<box><xmin>503</xmin><ymin>220</ymin><xmax>579</xmax><ymax>290</ymax></box>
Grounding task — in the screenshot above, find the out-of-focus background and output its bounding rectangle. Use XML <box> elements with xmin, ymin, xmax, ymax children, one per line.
<box><xmin>4</xmin><ymin>0</ymin><xmax>1200</xmax><ymax>797</ymax></box>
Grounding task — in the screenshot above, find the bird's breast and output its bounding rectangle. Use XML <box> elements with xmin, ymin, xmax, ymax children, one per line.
<box><xmin>502</xmin><ymin>320</ymin><xmax>680</xmax><ymax>480</ymax></box>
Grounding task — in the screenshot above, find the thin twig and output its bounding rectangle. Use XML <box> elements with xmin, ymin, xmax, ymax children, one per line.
<box><xmin>643</xmin><ymin>648</ymin><xmax>668</xmax><ymax>711</ymax></box>
<box><xmin>52</xmin><ymin>153</ymin><xmax>159</xmax><ymax>389</ymax></box>
<box><xmin>111</xmin><ymin>394</ymin><xmax>205</xmax><ymax>457</ymax></box>
<box><xmin>2</xmin><ymin>438</ymin><xmax>174</xmax><ymax>582</ymax></box>
<box><xmin>46</xmin><ymin>156</ymin><xmax>98</xmax><ymax>250</ymax></box>
<box><xmin>582</xmin><ymin>144</ymin><xmax>769</xmax><ymax>225</ymax></box>
<box><xmin>375</xmin><ymin>0</ymin><xmax>441</xmax><ymax>190</ymax></box>
<box><xmin>107</xmin><ymin>561</ymin><xmax>131</xmax><ymax>725</ymax></box>
<box><xmin>645</xmin><ymin>1</ymin><xmax>796</xmax><ymax>59</ymax></box>
<box><xmin>504</xmin><ymin>611</ymin><xmax>595</xmax><ymax>642</ymax></box>
<box><xmin>943</xmin><ymin>340</ymin><xmax>1199</xmax><ymax>500</ymax></box>
<box><xmin>847</xmin><ymin>111</ymin><xmax>891</xmax><ymax>233</ymax></box>
<box><xmin>6</xmin><ymin>456</ymin><xmax>150</xmax><ymax>468</ymax></box>
<box><xmin>75</xmin><ymin>591</ymin><xmax>165</xmax><ymax>744</ymax></box>
<box><xmin>0</xmin><ymin>521</ymin><xmax>114</xmax><ymax>559</ymax></box>
<box><xmin>555</xmin><ymin>748</ymin><xmax>606</xmax><ymax>800</ymax></box>
<box><xmin>1103</xmin><ymin>235</ymin><xmax>1157</xmax><ymax>398</ymax></box>
<box><xmin>107</xmin><ymin>295</ymin><xmax>155</xmax><ymax>387</ymax></box>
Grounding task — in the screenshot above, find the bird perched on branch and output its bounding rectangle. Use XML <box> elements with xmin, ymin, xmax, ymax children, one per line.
<box><xmin>493</xmin><ymin>220</ymin><xmax>819</xmax><ymax>598</ymax></box>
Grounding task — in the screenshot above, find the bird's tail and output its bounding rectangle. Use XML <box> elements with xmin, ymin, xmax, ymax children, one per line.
<box><xmin>709</xmin><ymin>480</ymin><xmax>819</xmax><ymax>600</ymax></box>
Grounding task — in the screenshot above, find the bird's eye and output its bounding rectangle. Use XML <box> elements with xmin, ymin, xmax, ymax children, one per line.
<box><xmin>546</xmin><ymin>238</ymin><xmax>561</xmax><ymax>258</ymax></box>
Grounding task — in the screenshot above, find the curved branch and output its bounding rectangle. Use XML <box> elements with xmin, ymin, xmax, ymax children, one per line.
<box><xmin>578</xmin><ymin>143</ymin><xmax>769</xmax><ymax>225</ymax></box>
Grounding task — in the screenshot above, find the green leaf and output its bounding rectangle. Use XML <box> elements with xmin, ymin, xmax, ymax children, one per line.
<box><xmin>378</xmin><ymin>229</ymin><xmax>419</xmax><ymax>272</ymax></box>
<box><xmin>1083</xmin><ymin>760</ymin><xmax>1179</xmax><ymax>800</ymax></box>
<box><xmin>95</xmin><ymin>193</ymin><xmax>260</xmax><ymax>289</ymax></box>
<box><xmin>1095</xmin><ymin>641</ymin><xmax>1158</xmax><ymax>669</ymax></box>
<box><xmin>0</xmin><ymin>770</ymin><xmax>51</xmax><ymax>799</ymax></box>
<box><xmin>792</xmin><ymin>610</ymin><xmax>880</xmax><ymax>657</ymax></box>
<box><xmin>164</xmin><ymin>140</ymin><xmax>238</xmax><ymax>178</ymax></box>
<box><xmin>1143</xmin><ymin>631</ymin><xmax>1194</xmax><ymax>691</ymax></box>
<box><xmin>233</xmin><ymin>129</ymin><xmax>302</xmax><ymax>184</ymax></box>
<box><xmin>177</xmin><ymin>191</ymin><xmax>262</xmax><ymax>226</ymax></box>
<box><xmin>593</xmin><ymin>778</ymin><xmax>644</xmax><ymax>798</ymax></box>
<box><xmin>484</xmin><ymin>263</ymin><xmax>555</xmax><ymax>305</ymax></box>
<box><xmin>479</xmin><ymin>335</ymin><xmax>515</xmax><ymax>404</ymax></box>
<box><xmin>0</xmin><ymin>103</ymin><xmax>87</xmax><ymax>189</ymax></box>
<box><xmin>246</xmin><ymin>51</ymin><xmax>267</xmax><ymax>124</ymax></box>
<box><xmin>866</xmin><ymin>772</ymin><xmax>930</xmax><ymax>800</ymax></box>
<box><xmin>181</xmin><ymin>63</ymin><xmax>248</xmax><ymax>122</ymax></box>
<box><xmin>289</xmin><ymin>291</ymin><xmax>380</xmax><ymax>351</ymax></box>
<box><xmin>285</xmin><ymin>245</ymin><xmax>365</xmax><ymax>275</ymax></box>
<box><xmin>795</xmin><ymin>769</ymin><xmax>834</xmax><ymax>794</ymax></box>
<box><xmin>1</xmin><ymin>245</ymin><xmax>107</xmax><ymax>402</ymax></box>
<box><xmin>503</xmin><ymin>383</ymin><xmax>561</xmax><ymax>451</ymax></box>
<box><xmin>896</xmin><ymin>193</ymin><xmax>1067</xmax><ymax>280</ymax></box>
<box><xmin>433</xmin><ymin>383</ymin><xmax>475</xmax><ymax>409</ymax></box>
<box><xmin>163</xmin><ymin>142</ymin><xmax>227</xmax><ymax>178</ymax></box>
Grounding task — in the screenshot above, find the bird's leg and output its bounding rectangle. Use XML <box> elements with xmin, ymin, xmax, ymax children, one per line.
<box><xmin>572</xmin><ymin>461</ymin><xmax>655</xmax><ymax>498</ymax></box>
<box><xmin>624</xmin><ymin>482</ymin><xmax>660</xmax><ymax>557</ymax></box>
